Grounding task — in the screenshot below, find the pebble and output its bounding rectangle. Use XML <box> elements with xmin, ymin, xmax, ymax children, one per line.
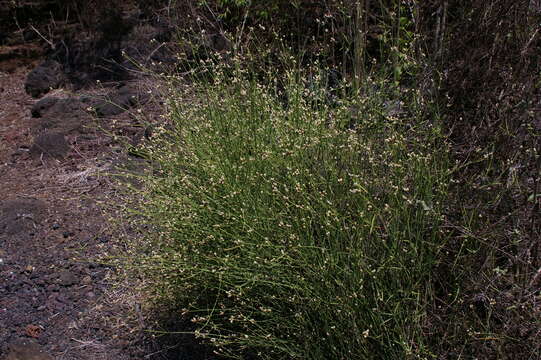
<box><xmin>46</xmin><ymin>284</ymin><xmax>59</xmax><ymax>292</ymax></box>
<box><xmin>57</xmin><ymin>271</ymin><xmax>79</xmax><ymax>286</ymax></box>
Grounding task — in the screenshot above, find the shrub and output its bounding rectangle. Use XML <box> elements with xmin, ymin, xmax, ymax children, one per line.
<box><xmin>119</xmin><ymin>59</ymin><xmax>449</xmax><ymax>358</ymax></box>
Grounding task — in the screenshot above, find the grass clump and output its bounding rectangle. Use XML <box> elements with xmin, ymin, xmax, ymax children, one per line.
<box><xmin>122</xmin><ymin>61</ymin><xmax>449</xmax><ymax>359</ymax></box>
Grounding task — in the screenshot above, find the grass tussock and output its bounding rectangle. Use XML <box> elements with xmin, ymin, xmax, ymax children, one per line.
<box><xmin>119</xmin><ymin>60</ymin><xmax>449</xmax><ymax>359</ymax></box>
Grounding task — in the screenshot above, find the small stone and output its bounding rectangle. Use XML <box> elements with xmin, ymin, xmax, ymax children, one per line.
<box><xmin>46</xmin><ymin>284</ymin><xmax>59</xmax><ymax>292</ymax></box>
<box><xmin>57</xmin><ymin>271</ymin><xmax>79</xmax><ymax>286</ymax></box>
<box><xmin>31</xmin><ymin>96</ymin><xmax>59</xmax><ymax>118</ymax></box>
<box><xmin>62</xmin><ymin>231</ymin><xmax>75</xmax><ymax>238</ymax></box>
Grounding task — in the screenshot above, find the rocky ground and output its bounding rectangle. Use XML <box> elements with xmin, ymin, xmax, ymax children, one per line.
<box><xmin>0</xmin><ymin>44</ymin><xmax>171</xmax><ymax>359</ymax></box>
<box><xmin>2</xmin><ymin>2</ymin><xmax>232</xmax><ymax>356</ymax></box>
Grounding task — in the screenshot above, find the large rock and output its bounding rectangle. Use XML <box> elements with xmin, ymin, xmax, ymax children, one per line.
<box><xmin>33</xmin><ymin>97</ymin><xmax>91</xmax><ymax>134</ymax></box>
<box><xmin>25</xmin><ymin>60</ymin><xmax>65</xmax><ymax>98</ymax></box>
<box><xmin>30</xmin><ymin>131</ymin><xmax>70</xmax><ymax>159</ymax></box>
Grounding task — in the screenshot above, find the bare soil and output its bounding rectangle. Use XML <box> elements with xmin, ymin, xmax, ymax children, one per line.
<box><xmin>0</xmin><ymin>47</ymin><xmax>156</xmax><ymax>360</ymax></box>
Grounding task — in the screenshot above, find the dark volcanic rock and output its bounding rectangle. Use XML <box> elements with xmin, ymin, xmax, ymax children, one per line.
<box><xmin>57</xmin><ymin>271</ymin><xmax>79</xmax><ymax>287</ymax></box>
<box><xmin>34</xmin><ymin>97</ymin><xmax>91</xmax><ymax>134</ymax></box>
<box><xmin>25</xmin><ymin>60</ymin><xmax>65</xmax><ymax>98</ymax></box>
<box><xmin>89</xmin><ymin>85</ymin><xmax>149</xmax><ymax>117</ymax></box>
<box><xmin>31</xmin><ymin>97</ymin><xmax>59</xmax><ymax>118</ymax></box>
<box><xmin>94</xmin><ymin>89</ymin><xmax>133</xmax><ymax>117</ymax></box>
<box><xmin>30</xmin><ymin>131</ymin><xmax>70</xmax><ymax>159</ymax></box>
<box><xmin>0</xmin><ymin>199</ymin><xmax>47</xmax><ymax>237</ymax></box>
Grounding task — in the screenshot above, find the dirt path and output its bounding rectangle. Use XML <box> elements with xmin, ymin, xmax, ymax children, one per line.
<box><xmin>0</xmin><ymin>59</ymin><xmax>150</xmax><ymax>359</ymax></box>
